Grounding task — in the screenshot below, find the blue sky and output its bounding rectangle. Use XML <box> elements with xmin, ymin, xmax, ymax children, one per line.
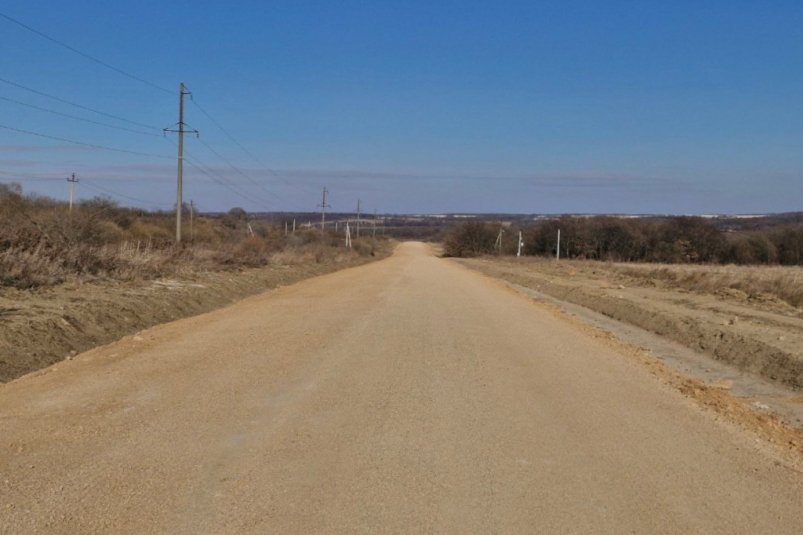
<box><xmin>1</xmin><ymin>1</ymin><xmax>802</xmax><ymax>214</ymax></box>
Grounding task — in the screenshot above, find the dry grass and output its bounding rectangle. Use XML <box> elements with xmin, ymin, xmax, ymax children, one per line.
<box><xmin>0</xmin><ymin>241</ymin><xmax>192</xmax><ymax>287</ymax></box>
<box><xmin>495</xmin><ymin>255</ymin><xmax>803</xmax><ymax>310</ymax></box>
<box><xmin>607</xmin><ymin>262</ymin><xmax>803</xmax><ymax>309</ymax></box>
<box><xmin>271</xmin><ymin>241</ymin><xmax>375</xmax><ymax>266</ymax></box>
<box><xmin>0</xmin><ymin>235</ymin><xmax>385</xmax><ymax>289</ymax></box>
<box><xmin>0</xmin><ymin>185</ymin><xmax>387</xmax><ymax>288</ymax></box>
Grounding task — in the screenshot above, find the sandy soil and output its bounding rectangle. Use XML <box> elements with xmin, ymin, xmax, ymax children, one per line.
<box><xmin>1</xmin><ymin>243</ymin><xmax>801</xmax><ymax>533</ymax></box>
<box><xmin>457</xmin><ymin>257</ymin><xmax>803</xmax><ymax>390</ymax></box>
<box><xmin>0</xmin><ymin>251</ymin><xmax>388</xmax><ymax>383</ymax></box>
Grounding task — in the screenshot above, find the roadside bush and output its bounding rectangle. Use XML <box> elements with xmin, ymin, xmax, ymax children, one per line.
<box><xmin>522</xmin><ymin>216</ymin><xmax>801</xmax><ymax>266</ymax></box>
<box><xmin>352</xmin><ymin>238</ymin><xmax>377</xmax><ymax>257</ymax></box>
<box><xmin>128</xmin><ymin>220</ymin><xmax>173</xmax><ymax>245</ymax></box>
<box><xmin>230</xmin><ymin>236</ymin><xmax>270</xmax><ymax>266</ymax></box>
<box><xmin>443</xmin><ymin>221</ymin><xmax>497</xmax><ymax>257</ymax></box>
<box><xmin>0</xmin><ymin>186</ymin><xmax>386</xmax><ymax>288</ymax></box>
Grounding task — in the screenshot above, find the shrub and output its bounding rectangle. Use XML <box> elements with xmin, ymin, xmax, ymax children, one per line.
<box><xmin>0</xmin><ymin>186</ymin><xmax>383</xmax><ymax>288</ymax></box>
<box><xmin>444</xmin><ymin>221</ymin><xmax>497</xmax><ymax>257</ymax></box>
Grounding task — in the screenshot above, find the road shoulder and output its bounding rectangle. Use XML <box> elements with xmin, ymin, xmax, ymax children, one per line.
<box><xmin>452</xmin><ymin>257</ymin><xmax>803</xmax><ymax>469</ymax></box>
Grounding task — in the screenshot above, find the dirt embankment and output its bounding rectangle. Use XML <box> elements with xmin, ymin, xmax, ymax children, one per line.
<box><xmin>0</xmin><ymin>249</ymin><xmax>391</xmax><ymax>382</ymax></box>
<box><xmin>457</xmin><ymin>257</ymin><xmax>803</xmax><ymax>390</ymax></box>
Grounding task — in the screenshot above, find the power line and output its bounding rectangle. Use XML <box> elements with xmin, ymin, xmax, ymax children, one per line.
<box><xmin>81</xmin><ymin>180</ymin><xmax>172</xmax><ymax>208</ymax></box>
<box><xmin>0</xmin><ymin>170</ymin><xmax>168</xmax><ymax>209</ymax></box>
<box><xmin>191</xmin><ymin>99</ymin><xmax>262</xmax><ymax>163</ymax></box>
<box><xmin>196</xmin><ymin>136</ymin><xmax>293</xmax><ymax>207</ymax></box>
<box><xmin>0</xmin><ymin>123</ymin><xmax>173</xmax><ymax>159</ymax></box>
<box><xmin>162</xmin><ymin>92</ymin><xmax>281</xmax><ymax>213</ymax></box>
<box><xmin>0</xmin><ymin>169</ymin><xmax>167</xmax><ymax>183</ymax></box>
<box><xmin>185</xmin><ymin>156</ymin><xmax>278</xmax><ymax>209</ymax></box>
<box><xmin>190</xmin><ymin>97</ymin><xmax>319</xmax><ymax>197</ymax></box>
<box><xmin>0</xmin><ymin>169</ymin><xmax>65</xmax><ymax>180</ymax></box>
<box><xmin>182</xmin><ymin>153</ymin><xmax>275</xmax><ymax>210</ymax></box>
<box><xmin>162</xmin><ymin>134</ymin><xmax>278</xmax><ymax>210</ymax></box>
<box><xmin>0</xmin><ymin>95</ymin><xmax>161</xmax><ymax>137</ymax></box>
<box><xmin>0</xmin><ymin>11</ymin><xmax>172</xmax><ymax>95</ymax></box>
<box><xmin>0</xmin><ymin>77</ymin><xmax>159</xmax><ymax>130</ymax></box>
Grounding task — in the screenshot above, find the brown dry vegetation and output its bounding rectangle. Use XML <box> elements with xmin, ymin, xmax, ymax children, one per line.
<box><xmin>443</xmin><ymin>218</ymin><xmax>803</xmax><ymax>310</ymax></box>
<box><xmin>444</xmin><ymin>216</ymin><xmax>803</xmax><ymax>266</ymax></box>
<box><xmin>0</xmin><ymin>183</ymin><xmax>383</xmax><ymax>288</ymax></box>
<box><xmin>606</xmin><ymin>262</ymin><xmax>803</xmax><ymax>309</ymax></box>
<box><xmin>0</xmin><ymin>183</ymin><xmax>391</xmax><ymax>381</ymax></box>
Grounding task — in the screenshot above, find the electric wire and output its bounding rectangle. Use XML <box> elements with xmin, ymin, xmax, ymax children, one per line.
<box><xmin>0</xmin><ymin>77</ymin><xmax>160</xmax><ymax>130</ymax></box>
<box><xmin>184</xmin><ymin>150</ymin><xmax>280</xmax><ymax>209</ymax></box>
<box><xmin>0</xmin><ymin>177</ymin><xmax>64</xmax><ymax>183</ymax></box>
<box><xmin>0</xmin><ymin>169</ymin><xmax>66</xmax><ymax>180</ymax></box>
<box><xmin>0</xmin><ymin>123</ymin><xmax>173</xmax><ymax>159</ymax></box>
<box><xmin>161</xmin><ymin>135</ymin><xmax>278</xmax><ymax>210</ymax></box>
<box><xmin>0</xmin><ymin>95</ymin><xmax>161</xmax><ymax>137</ymax></box>
<box><xmin>81</xmin><ymin>180</ymin><xmax>172</xmax><ymax>208</ymax></box>
<box><xmin>0</xmin><ymin>11</ymin><xmax>172</xmax><ymax>95</ymax></box>
<box><xmin>0</xmin><ymin>170</ymin><xmax>169</xmax><ymax>210</ymax></box>
<box><xmin>182</xmin><ymin>154</ymin><xmax>274</xmax><ymax>210</ymax></box>
<box><xmin>0</xmin><ymin>26</ymin><xmax>300</xmax><ymax>213</ymax></box>
<box><xmin>190</xmin><ymin>98</ymin><xmax>263</xmax><ymax>163</ymax></box>
<box><xmin>195</xmin><ymin>136</ymin><xmax>292</xmax><ymax>206</ymax></box>
<box><xmin>190</xmin><ymin>98</ymin><xmax>318</xmax><ymax>198</ymax></box>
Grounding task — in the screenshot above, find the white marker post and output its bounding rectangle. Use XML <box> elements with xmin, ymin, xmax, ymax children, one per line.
<box><xmin>517</xmin><ymin>231</ymin><xmax>523</xmax><ymax>257</ymax></box>
<box><xmin>556</xmin><ymin>229</ymin><xmax>561</xmax><ymax>261</ymax></box>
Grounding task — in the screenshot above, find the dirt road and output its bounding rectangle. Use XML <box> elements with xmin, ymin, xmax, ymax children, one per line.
<box><xmin>1</xmin><ymin>243</ymin><xmax>801</xmax><ymax>533</ymax></box>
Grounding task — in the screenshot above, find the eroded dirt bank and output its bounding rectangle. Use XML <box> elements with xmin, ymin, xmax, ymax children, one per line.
<box><xmin>456</xmin><ymin>257</ymin><xmax>803</xmax><ymax>390</ymax></box>
<box><xmin>0</xmin><ymin>250</ymin><xmax>390</xmax><ymax>382</ymax></box>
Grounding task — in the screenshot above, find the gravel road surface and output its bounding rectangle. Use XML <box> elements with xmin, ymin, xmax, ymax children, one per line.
<box><xmin>1</xmin><ymin>242</ymin><xmax>800</xmax><ymax>533</ymax></box>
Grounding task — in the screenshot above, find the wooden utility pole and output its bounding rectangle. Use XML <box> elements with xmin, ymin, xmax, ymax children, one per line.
<box><xmin>317</xmin><ymin>187</ymin><xmax>330</xmax><ymax>232</ymax></box>
<box><xmin>163</xmin><ymin>82</ymin><xmax>197</xmax><ymax>243</ymax></box>
<box><xmin>66</xmin><ymin>173</ymin><xmax>78</xmax><ymax>213</ymax></box>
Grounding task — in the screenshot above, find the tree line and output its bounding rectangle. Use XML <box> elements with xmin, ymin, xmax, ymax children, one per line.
<box><xmin>444</xmin><ymin>216</ymin><xmax>803</xmax><ymax>265</ymax></box>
